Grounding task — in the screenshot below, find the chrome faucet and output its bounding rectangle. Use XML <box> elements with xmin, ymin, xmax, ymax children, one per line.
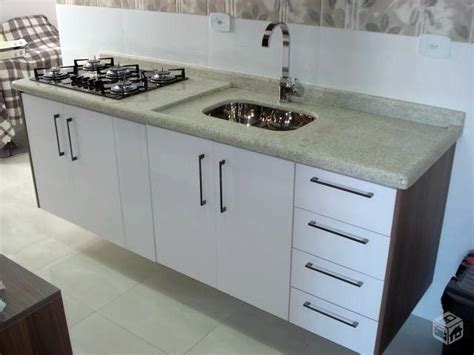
<box><xmin>261</xmin><ymin>22</ymin><xmax>303</xmax><ymax>103</ymax></box>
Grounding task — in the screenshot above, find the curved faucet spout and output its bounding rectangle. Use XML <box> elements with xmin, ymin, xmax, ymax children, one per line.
<box><xmin>261</xmin><ymin>22</ymin><xmax>290</xmax><ymax>80</ymax></box>
<box><xmin>261</xmin><ymin>22</ymin><xmax>303</xmax><ymax>103</ymax></box>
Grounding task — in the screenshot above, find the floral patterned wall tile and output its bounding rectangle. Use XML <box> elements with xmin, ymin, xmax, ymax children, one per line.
<box><xmin>471</xmin><ymin>9</ymin><xmax>474</xmax><ymax>42</ymax></box>
<box><xmin>357</xmin><ymin>0</ymin><xmax>423</xmax><ymax>36</ymax></box>
<box><xmin>234</xmin><ymin>0</ymin><xmax>283</xmax><ymax>21</ymax></box>
<box><xmin>121</xmin><ymin>0</ymin><xmax>177</xmax><ymax>12</ymax></box>
<box><xmin>208</xmin><ymin>0</ymin><xmax>230</xmax><ymax>14</ymax></box>
<box><xmin>56</xmin><ymin>0</ymin><xmax>473</xmax><ymax>42</ymax></box>
<box><xmin>97</xmin><ymin>0</ymin><xmax>121</xmax><ymax>7</ymax></box>
<box><xmin>179</xmin><ymin>0</ymin><xmax>208</xmax><ymax>15</ymax></box>
<box><xmin>322</xmin><ymin>0</ymin><xmax>358</xmax><ymax>30</ymax></box>
<box><xmin>208</xmin><ymin>0</ymin><xmax>229</xmax><ymax>14</ymax></box>
<box><xmin>57</xmin><ymin>0</ymin><xmax>98</xmax><ymax>5</ymax></box>
<box><xmin>421</xmin><ymin>0</ymin><xmax>473</xmax><ymax>43</ymax></box>
<box><xmin>287</xmin><ymin>0</ymin><xmax>322</xmax><ymax>26</ymax></box>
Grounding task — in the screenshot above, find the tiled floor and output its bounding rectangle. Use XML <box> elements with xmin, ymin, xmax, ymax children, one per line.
<box><xmin>0</xmin><ymin>154</ymin><xmax>444</xmax><ymax>355</ymax></box>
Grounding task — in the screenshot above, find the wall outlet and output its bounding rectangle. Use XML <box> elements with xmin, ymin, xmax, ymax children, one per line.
<box><xmin>419</xmin><ymin>34</ymin><xmax>451</xmax><ymax>59</ymax></box>
<box><xmin>209</xmin><ymin>12</ymin><xmax>231</xmax><ymax>33</ymax></box>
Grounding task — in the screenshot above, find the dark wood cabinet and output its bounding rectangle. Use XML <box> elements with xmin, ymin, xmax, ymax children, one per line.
<box><xmin>0</xmin><ymin>255</ymin><xmax>73</xmax><ymax>355</ymax></box>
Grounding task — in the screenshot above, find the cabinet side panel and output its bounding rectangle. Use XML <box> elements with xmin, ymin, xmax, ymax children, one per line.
<box><xmin>375</xmin><ymin>145</ymin><xmax>456</xmax><ymax>354</ymax></box>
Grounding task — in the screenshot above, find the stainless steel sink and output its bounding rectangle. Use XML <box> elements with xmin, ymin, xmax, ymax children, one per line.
<box><xmin>203</xmin><ymin>101</ymin><xmax>315</xmax><ymax>131</ymax></box>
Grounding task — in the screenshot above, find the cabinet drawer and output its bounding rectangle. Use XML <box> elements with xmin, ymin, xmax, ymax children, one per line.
<box><xmin>291</xmin><ymin>249</ymin><xmax>384</xmax><ymax>320</ymax></box>
<box><xmin>290</xmin><ymin>288</ymin><xmax>377</xmax><ymax>354</ymax></box>
<box><xmin>293</xmin><ymin>208</ymin><xmax>390</xmax><ymax>280</ymax></box>
<box><xmin>295</xmin><ymin>164</ymin><xmax>396</xmax><ymax>236</ymax></box>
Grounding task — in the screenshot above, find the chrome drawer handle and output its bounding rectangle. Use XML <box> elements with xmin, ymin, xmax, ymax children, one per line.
<box><xmin>66</xmin><ymin>118</ymin><xmax>78</xmax><ymax>161</ymax></box>
<box><xmin>303</xmin><ymin>301</ymin><xmax>359</xmax><ymax>328</ymax></box>
<box><xmin>53</xmin><ymin>114</ymin><xmax>65</xmax><ymax>157</ymax></box>
<box><xmin>219</xmin><ymin>160</ymin><xmax>226</xmax><ymax>213</ymax></box>
<box><xmin>198</xmin><ymin>154</ymin><xmax>206</xmax><ymax>206</ymax></box>
<box><xmin>307</xmin><ymin>221</ymin><xmax>369</xmax><ymax>245</ymax></box>
<box><xmin>310</xmin><ymin>177</ymin><xmax>374</xmax><ymax>199</ymax></box>
<box><xmin>305</xmin><ymin>262</ymin><xmax>364</xmax><ymax>287</ymax></box>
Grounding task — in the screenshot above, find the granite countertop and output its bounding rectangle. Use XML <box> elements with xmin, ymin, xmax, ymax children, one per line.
<box><xmin>13</xmin><ymin>73</ymin><xmax>463</xmax><ymax>190</ymax></box>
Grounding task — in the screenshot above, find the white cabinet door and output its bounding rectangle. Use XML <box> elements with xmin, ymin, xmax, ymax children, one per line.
<box><xmin>66</xmin><ymin>105</ymin><xmax>125</xmax><ymax>247</ymax></box>
<box><xmin>215</xmin><ymin>144</ymin><xmax>294</xmax><ymax>320</ymax></box>
<box><xmin>148</xmin><ymin>126</ymin><xmax>216</xmax><ymax>287</ymax></box>
<box><xmin>22</xmin><ymin>94</ymin><xmax>76</xmax><ymax>222</ymax></box>
<box><xmin>114</xmin><ymin>118</ymin><xmax>156</xmax><ymax>261</ymax></box>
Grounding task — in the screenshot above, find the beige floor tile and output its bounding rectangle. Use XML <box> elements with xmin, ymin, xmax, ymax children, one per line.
<box><xmin>62</xmin><ymin>294</ymin><xmax>95</xmax><ymax>328</ymax></box>
<box><xmin>9</xmin><ymin>237</ymin><xmax>77</xmax><ymax>271</ymax></box>
<box><xmin>37</xmin><ymin>244</ymin><xmax>158</xmax><ymax>311</ymax></box>
<box><xmin>52</xmin><ymin>225</ymin><xmax>101</xmax><ymax>252</ymax></box>
<box><xmin>1</xmin><ymin>182</ymin><xmax>86</xmax><ymax>238</ymax></box>
<box><xmin>0</xmin><ymin>154</ymin><xmax>32</xmax><ymax>193</ymax></box>
<box><xmin>139</xmin><ymin>269</ymin><xmax>244</xmax><ymax>322</ymax></box>
<box><xmin>186</xmin><ymin>322</ymin><xmax>281</xmax><ymax>355</ymax></box>
<box><xmin>71</xmin><ymin>313</ymin><xmax>164</xmax><ymax>355</ymax></box>
<box><xmin>188</xmin><ymin>304</ymin><xmax>355</xmax><ymax>355</ymax></box>
<box><xmin>0</xmin><ymin>213</ymin><xmax>50</xmax><ymax>256</ymax></box>
<box><xmin>99</xmin><ymin>269</ymin><xmax>242</xmax><ymax>354</ymax></box>
<box><xmin>79</xmin><ymin>239</ymin><xmax>162</xmax><ymax>281</ymax></box>
<box><xmin>0</xmin><ymin>180</ymin><xmax>92</xmax><ymax>257</ymax></box>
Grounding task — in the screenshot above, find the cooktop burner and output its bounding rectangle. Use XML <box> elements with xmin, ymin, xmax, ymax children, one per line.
<box><xmin>32</xmin><ymin>57</ymin><xmax>188</xmax><ymax>100</ymax></box>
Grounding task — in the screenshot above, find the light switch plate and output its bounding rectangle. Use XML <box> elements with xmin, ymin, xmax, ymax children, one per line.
<box><xmin>419</xmin><ymin>34</ymin><xmax>451</xmax><ymax>59</ymax></box>
<box><xmin>209</xmin><ymin>12</ymin><xmax>231</xmax><ymax>32</ymax></box>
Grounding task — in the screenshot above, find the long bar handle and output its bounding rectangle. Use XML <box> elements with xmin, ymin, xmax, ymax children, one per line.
<box><xmin>305</xmin><ymin>262</ymin><xmax>364</xmax><ymax>287</ymax></box>
<box><xmin>307</xmin><ymin>221</ymin><xmax>369</xmax><ymax>245</ymax></box>
<box><xmin>53</xmin><ymin>114</ymin><xmax>65</xmax><ymax>157</ymax></box>
<box><xmin>310</xmin><ymin>177</ymin><xmax>374</xmax><ymax>198</ymax></box>
<box><xmin>219</xmin><ymin>160</ymin><xmax>226</xmax><ymax>213</ymax></box>
<box><xmin>66</xmin><ymin>118</ymin><xmax>77</xmax><ymax>161</ymax></box>
<box><xmin>303</xmin><ymin>301</ymin><xmax>359</xmax><ymax>328</ymax></box>
<box><xmin>198</xmin><ymin>154</ymin><xmax>206</xmax><ymax>206</ymax></box>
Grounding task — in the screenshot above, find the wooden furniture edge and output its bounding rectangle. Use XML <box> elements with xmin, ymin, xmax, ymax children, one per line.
<box><xmin>374</xmin><ymin>145</ymin><xmax>456</xmax><ymax>354</ymax></box>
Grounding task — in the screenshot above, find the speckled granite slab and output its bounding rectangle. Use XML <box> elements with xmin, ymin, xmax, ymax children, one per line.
<box><xmin>13</xmin><ymin>56</ymin><xmax>464</xmax><ymax>190</ymax></box>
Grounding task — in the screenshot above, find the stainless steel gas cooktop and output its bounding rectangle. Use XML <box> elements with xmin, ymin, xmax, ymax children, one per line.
<box><xmin>32</xmin><ymin>56</ymin><xmax>188</xmax><ymax>100</ymax></box>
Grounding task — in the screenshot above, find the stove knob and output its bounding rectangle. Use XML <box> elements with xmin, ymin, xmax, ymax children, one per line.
<box><xmin>70</xmin><ymin>75</ymin><xmax>78</xmax><ymax>86</ymax></box>
<box><xmin>95</xmin><ymin>80</ymin><xmax>104</xmax><ymax>92</ymax></box>
<box><xmin>75</xmin><ymin>76</ymin><xmax>84</xmax><ymax>87</ymax></box>
<box><xmin>88</xmin><ymin>78</ymin><xmax>96</xmax><ymax>90</ymax></box>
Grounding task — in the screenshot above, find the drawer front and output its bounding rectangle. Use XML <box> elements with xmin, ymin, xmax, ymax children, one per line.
<box><xmin>293</xmin><ymin>208</ymin><xmax>390</xmax><ymax>280</ymax></box>
<box><xmin>290</xmin><ymin>288</ymin><xmax>377</xmax><ymax>354</ymax></box>
<box><xmin>291</xmin><ymin>249</ymin><xmax>384</xmax><ymax>320</ymax></box>
<box><xmin>295</xmin><ymin>164</ymin><xmax>396</xmax><ymax>236</ymax></box>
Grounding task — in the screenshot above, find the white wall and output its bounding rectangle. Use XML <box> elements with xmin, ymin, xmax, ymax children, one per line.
<box><xmin>57</xmin><ymin>4</ymin><xmax>474</xmax><ymax>321</ymax></box>
<box><xmin>0</xmin><ymin>0</ymin><xmax>57</xmax><ymax>26</ymax></box>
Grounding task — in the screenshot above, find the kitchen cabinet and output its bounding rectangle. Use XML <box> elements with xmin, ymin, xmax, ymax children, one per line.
<box><xmin>23</xmin><ymin>94</ymin><xmax>124</xmax><ymax>247</ymax></box>
<box><xmin>23</xmin><ymin>94</ymin><xmax>75</xmax><ymax>223</ymax></box>
<box><xmin>148</xmin><ymin>127</ymin><xmax>216</xmax><ymax>286</ymax></box>
<box><xmin>67</xmin><ymin>105</ymin><xmax>124</xmax><ymax>246</ymax></box>
<box><xmin>147</xmin><ymin>127</ymin><xmax>294</xmax><ymax>318</ymax></box>
<box><xmin>215</xmin><ymin>143</ymin><xmax>294</xmax><ymax>319</ymax></box>
<box><xmin>23</xmin><ymin>93</ymin><xmax>455</xmax><ymax>355</ymax></box>
<box><xmin>289</xmin><ymin>149</ymin><xmax>455</xmax><ymax>354</ymax></box>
